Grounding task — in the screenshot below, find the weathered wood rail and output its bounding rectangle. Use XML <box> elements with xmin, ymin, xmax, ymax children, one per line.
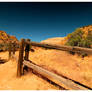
<box><xmin>23</xmin><ymin>60</ymin><xmax>90</xmax><ymax>90</ymax></box>
<box><xmin>8</xmin><ymin>38</ymin><xmax>92</xmax><ymax>90</ymax></box>
<box><xmin>29</xmin><ymin>41</ymin><xmax>92</xmax><ymax>54</ymax></box>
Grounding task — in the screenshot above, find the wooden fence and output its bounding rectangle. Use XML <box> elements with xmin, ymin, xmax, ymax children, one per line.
<box><xmin>9</xmin><ymin>38</ymin><xmax>92</xmax><ymax>90</ymax></box>
<box><xmin>8</xmin><ymin>41</ymin><xmax>16</xmax><ymax>60</ymax></box>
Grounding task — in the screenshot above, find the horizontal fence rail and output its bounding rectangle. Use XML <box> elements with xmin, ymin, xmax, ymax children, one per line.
<box><xmin>16</xmin><ymin>39</ymin><xmax>92</xmax><ymax>90</ymax></box>
<box><xmin>26</xmin><ymin>41</ymin><xmax>92</xmax><ymax>54</ymax></box>
<box><xmin>23</xmin><ymin>60</ymin><xmax>90</xmax><ymax>90</ymax></box>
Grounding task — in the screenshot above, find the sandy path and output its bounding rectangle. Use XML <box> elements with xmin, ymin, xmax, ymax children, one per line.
<box><xmin>0</xmin><ymin>52</ymin><xmax>59</xmax><ymax>90</ymax></box>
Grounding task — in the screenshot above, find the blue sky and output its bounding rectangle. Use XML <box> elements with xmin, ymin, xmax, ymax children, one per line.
<box><xmin>0</xmin><ymin>2</ymin><xmax>92</xmax><ymax>42</ymax></box>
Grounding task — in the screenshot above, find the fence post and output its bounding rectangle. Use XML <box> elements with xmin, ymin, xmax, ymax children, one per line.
<box><xmin>13</xmin><ymin>42</ymin><xmax>16</xmax><ymax>55</ymax></box>
<box><xmin>8</xmin><ymin>41</ymin><xmax>12</xmax><ymax>60</ymax></box>
<box><xmin>17</xmin><ymin>39</ymin><xmax>25</xmax><ymax>77</ymax></box>
<box><xmin>24</xmin><ymin>39</ymin><xmax>30</xmax><ymax>61</ymax></box>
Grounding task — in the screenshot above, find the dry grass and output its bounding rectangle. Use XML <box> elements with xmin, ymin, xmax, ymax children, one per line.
<box><xmin>0</xmin><ymin>52</ymin><xmax>59</xmax><ymax>90</ymax></box>
<box><xmin>29</xmin><ymin>47</ymin><xmax>92</xmax><ymax>88</ymax></box>
<box><xmin>0</xmin><ymin>47</ymin><xmax>92</xmax><ymax>89</ymax></box>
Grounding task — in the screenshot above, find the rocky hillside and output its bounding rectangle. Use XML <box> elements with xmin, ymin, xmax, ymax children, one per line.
<box><xmin>0</xmin><ymin>30</ymin><xmax>19</xmax><ymax>51</ymax></box>
<box><xmin>0</xmin><ymin>31</ymin><xmax>18</xmax><ymax>44</ymax></box>
<box><xmin>80</xmin><ymin>25</ymin><xmax>92</xmax><ymax>34</ymax></box>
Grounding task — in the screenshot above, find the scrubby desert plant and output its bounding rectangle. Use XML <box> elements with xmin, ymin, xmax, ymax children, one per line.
<box><xmin>66</xmin><ymin>28</ymin><xmax>84</xmax><ymax>46</ymax></box>
<box><xmin>65</xmin><ymin>28</ymin><xmax>92</xmax><ymax>57</ymax></box>
<box><xmin>66</xmin><ymin>28</ymin><xmax>92</xmax><ymax>48</ymax></box>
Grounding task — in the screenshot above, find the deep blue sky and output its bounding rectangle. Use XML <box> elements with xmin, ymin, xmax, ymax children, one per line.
<box><xmin>0</xmin><ymin>2</ymin><xmax>92</xmax><ymax>42</ymax></box>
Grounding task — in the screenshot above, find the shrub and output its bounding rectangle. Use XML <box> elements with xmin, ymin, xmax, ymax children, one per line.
<box><xmin>66</xmin><ymin>28</ymin><xmax>92</xmax><ymax>48</ymax></box>
<box><xmin>78</xmin><ymin>39</ymin><xmax>91</xmax><ymax>48</ymax></box>
<box><xmin>66</xmin><ymin>28</ymin><xmax>84</xmax><ymax>46</ymax></box>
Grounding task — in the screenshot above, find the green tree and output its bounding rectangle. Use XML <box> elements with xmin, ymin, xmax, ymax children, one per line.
<box><xmin>66</xmin><ymin>28</ymin><xmax>84</xmax><ymax>46</ymax></box>
<box><xmin>66</xmin><ymin>28</ymin><xmax>92</xmax><ymax>48</ymax></box>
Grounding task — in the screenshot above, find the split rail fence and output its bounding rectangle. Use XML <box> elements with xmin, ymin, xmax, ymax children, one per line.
<box><xmin>8</xmin><ymin>38</ymin><xmax>92</xmax><ymax>90</ymax></box>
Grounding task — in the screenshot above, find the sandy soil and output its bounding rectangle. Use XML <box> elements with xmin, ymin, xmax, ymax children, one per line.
<box><xmin>0</xmin><ymin>52</ymin><xmax>59</xmax><ymax>90</ymax></box>
<box><xmin>41</xmin><ymin>37</ymin><xmax>67</xmax><ymax>45</ymax></box>
<box><xmin>41</xmin><ymin>37</ymin><xmax>65</xmax><ymax>44</ymax></box>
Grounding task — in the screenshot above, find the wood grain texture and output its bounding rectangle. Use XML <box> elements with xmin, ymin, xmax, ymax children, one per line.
<box><xmin>17</xmin><ymin>39</ymin><xmax>25</xmax><ymax>77</ymax></box>
<box><xmin>23</xmin><ymin>61</ymin><xmax>89</xmax><ymax>90</ymax></box>
<box><xmin>26</xmin><ymin>41</ymin><xmax>92</xmax><ymax>54</ymax></box>
<box><xmin>24</xmin><ymin>39</ymin><xmax>30</xmax><ymax>60</ymax></box>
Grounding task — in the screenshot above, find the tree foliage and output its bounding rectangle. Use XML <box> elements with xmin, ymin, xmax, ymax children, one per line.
<box><xmin>65</xmin><ymin>28</ymin><xmax>92</xmax><ymax>48</ymax></box>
